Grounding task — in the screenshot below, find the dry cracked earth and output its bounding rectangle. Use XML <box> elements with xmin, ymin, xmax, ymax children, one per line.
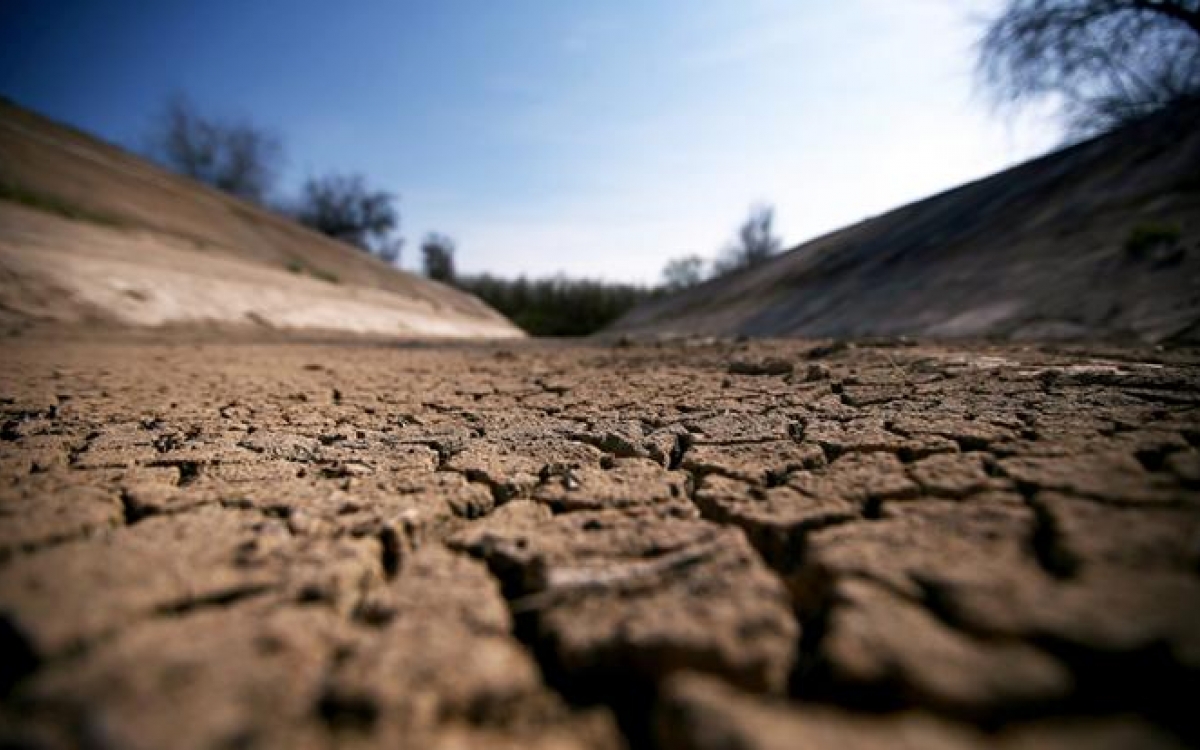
<box><xmin>1</xmin><ymin>334</ymin><xmax>1199</xmax><ymax>750</ymax></box>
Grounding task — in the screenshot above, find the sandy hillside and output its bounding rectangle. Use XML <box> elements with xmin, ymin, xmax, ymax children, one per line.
<box><xmin>0</xmin><ymin>99</ymin><xmax>522</xmax><ymax>339</ymax></box>
<box><xmin>611</xmin><ymin>104</ymin><xmax>1200</xmax><ymax>343</ymax></box>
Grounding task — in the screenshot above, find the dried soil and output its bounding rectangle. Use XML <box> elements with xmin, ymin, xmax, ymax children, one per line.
<box><xmin>1</xmin><ymin>333</ymin><xmax>1198</xmax><ymax>749</ymax></box>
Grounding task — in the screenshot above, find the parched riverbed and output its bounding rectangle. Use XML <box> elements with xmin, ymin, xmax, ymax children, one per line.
<box><xmin>2</xmin><ymin>334</ymin><xmax>1198</xmax><ymax>749</ymax></box>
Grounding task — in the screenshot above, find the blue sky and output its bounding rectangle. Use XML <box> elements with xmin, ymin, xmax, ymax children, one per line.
<box><xmin>0</xmin><ymin>0</ymin><xmax>1058</xmax><ymax>283</ymax></box>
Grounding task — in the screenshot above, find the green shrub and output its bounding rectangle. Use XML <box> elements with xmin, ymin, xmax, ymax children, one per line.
<box><xmin>284</xmin><ymin>259</ymin><xmax>339</xmax><ymax>284</ymax></box>
<box><xmin>1124</xmin><ymin>222</ymin><xmax>1181</xmax><ymax>259</ymax></box>
<box><xmin>310</xmin><ymin>268</ymin><xmax>340</xmax><ymax>284</ymax></box>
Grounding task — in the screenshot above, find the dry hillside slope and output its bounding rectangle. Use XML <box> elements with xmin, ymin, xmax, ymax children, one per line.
<box><xmin>611</xmin><ymin>104</ymin><xmax>1200</xmax><ymax>343</ymax></box>
<box><xmin>0</xmin><ymin>99</ymin><xmax>522</xmax><ymax>338</ymax></box>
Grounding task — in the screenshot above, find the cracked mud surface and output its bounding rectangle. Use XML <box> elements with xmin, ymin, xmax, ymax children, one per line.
<box><xmin>2</xmin><ymin>334</ymin><xmax>1199</xmax><ymax>749</ymax></box>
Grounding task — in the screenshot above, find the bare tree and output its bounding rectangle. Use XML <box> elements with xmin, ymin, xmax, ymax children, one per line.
<box><xmin>421</xmin><ymin>233</ymin><xmax>457</xmax><ymax>283</ymax></box>
<box><xmin>713</xmin><ymin>205</ymin><xmax>782</xmax><ymax>277</ymax></box>
<box><xmin>149</xmin><ymin>95</ymin><xmax>283</xmax><ymax>203</ymax></box>
<box><xmin>294</xmin><ymin>173</ymin><xmax>402</xmax><ymax>263</ymax></box>
<box><xmin>977</xmin><ymin>0</ymin><xmax>1200</xmax><ymax>137</ymax></box>
<box><xmin>660</xmin><ymin>255</ymin><xmax>707</xmax><ymax>292</ymax></box>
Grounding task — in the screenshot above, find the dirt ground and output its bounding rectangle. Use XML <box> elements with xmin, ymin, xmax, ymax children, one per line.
<box><xmin>1</xmin><ymin>332</ymin><xmax>1199</xmax><ymax>749</ymax></box>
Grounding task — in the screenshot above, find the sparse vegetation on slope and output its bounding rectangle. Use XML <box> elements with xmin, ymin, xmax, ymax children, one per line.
<box><xmin>0</xmin><ymin>180</ymin><xmax>127</xmax><ymax>228</ymax></box>
<box><xmin>1124</xmin><ymin>221</ymin><xmax>1185</xmax><ymax>265</ymax></box>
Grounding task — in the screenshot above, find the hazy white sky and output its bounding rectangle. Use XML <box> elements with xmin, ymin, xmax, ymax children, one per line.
<box><xmin>1</xmin><ymin>0</ymin><xmax>1062</xmax><ymax>283</ymax></box>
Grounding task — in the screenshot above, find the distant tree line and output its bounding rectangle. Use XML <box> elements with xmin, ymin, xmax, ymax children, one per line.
<box><xmin>410</xmin><ymin>235</ymin><xmax>656</xmax><ymax>335</ymax></box>
<box><xmin>145</xmin><ymin>97</ymin><xmax>788</xmax><ymax>336</ymax></box>
<box><xmin>414</xmin><ymin>205</ymin><xmax>785</xmax><ymax>335</ymax></box>
<box><xmin>453</xmin><ymin>274</ymin><xmax>657</xmax><ymax>337</ymax></box>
